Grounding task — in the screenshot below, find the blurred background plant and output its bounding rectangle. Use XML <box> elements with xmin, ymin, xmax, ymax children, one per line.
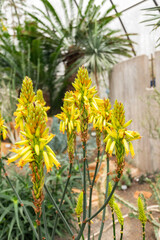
<box><xmin>0</xmin><ymin>156</ymin><xmax>81</xmax><ymax>239</ymax></box>
<box><xmin>0</xmin><ymin>0</ymin><xmax>133</xmax><ymax>113</ymax></box>
<box><xmin>0</xmin><ymin>79</ymin><xmax>17</xmax><ymax>122</ymax></box>
<box><xmin>143</xmin><ymin>6</ymin><xmax>160</xmax><ymax>47</ymax></box>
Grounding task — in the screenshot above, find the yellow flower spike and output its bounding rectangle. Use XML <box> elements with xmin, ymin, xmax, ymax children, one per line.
<box><xmin>75</xmin><ymin>191</ymin><xmax>83</xmax><ymax>217</ymax></box>
<box><xmin>109</xmin><ymin>141</ymin><xmax>116</xmax><ymax>156</ymax></box>
<box><xmin>122</xmin><ymin>139</ymin><xmax>129</xmax><ymax>155</ymax></box>
<box><xmin>138</xmin><ymin>197</ymin><xmax>147</xmax><ymax>224</ymax></box>
<box><xmin>36</xmin><ymin>89</ymin><xmax>46</xmax><ymax>106</ymax></box>
<box><xmin>112</xmin><ymin>100</ymin><xmax>125</xmax><ymax>127</ymax></box>
<box><xmin>108</xmin><ymin>182</ymin><xmax>115</xmax><ymax>208</ymax></box>
<box><xmin>113</xmin><ymin>202</ymin><xmax>124</xmax><ymax>226</ymax></box>
<box><xmin>48</xmin><ymin>152</ymin><xmax>61</xmax><ymax>169</ymax></box>
<box><xmin>129</xmin><ymin>142</ymin><xmax>135</xmax><ymax>158</ymax></box>
<box><xmin>35</xmin><ymin>145</ymin><xmax>40</xmax><ymax>155</ymax></box>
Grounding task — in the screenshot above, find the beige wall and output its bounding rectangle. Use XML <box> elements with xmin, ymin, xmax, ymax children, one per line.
<box><xmin>109</xmin><ymin>52</ymin><xmax>160</xmax><ymax>172</ymax></box>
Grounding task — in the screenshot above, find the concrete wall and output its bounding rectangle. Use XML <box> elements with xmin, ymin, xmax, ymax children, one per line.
<box><xmin>109</xmin><ymin>52</ymin><xmax>160</xmax><ymax>172</ymax></box>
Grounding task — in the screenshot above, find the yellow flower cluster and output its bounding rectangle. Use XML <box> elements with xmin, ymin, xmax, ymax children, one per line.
<box><xmin>75</xmin><ymin>191</ymin><xmax>83</xmax><ymax>217</ymax></box>
<box><xmin>14</xmin><ymin>76</ymin><xmax>35</xmax><ymax>130</ymax></box>
<box><xmin>108</xmin><ymin>182</ymin><xmax>124</xmax><ymax>226</ymax></box>
<box><xmin>0</xmin><ymin>112</ymin><xmax>7</xmax><ymax>140</ymax></box>
<box><xmin>8</xmin><ymin>80</ymin><xmax>60</xmax><ymax>172</ymax></box>
<box><xmin>138</xmin><ymin>196</ymin><xmax>147</xmax><ymax>224</ymax></box>
<box><xmin>63</xmin><ymin>67</ymin><xmax>101</xmax><ymax>143</ymax></box>
<box><xmin>90</xmin><ymin>98</ymin><xmax>111</xmax><ymax>133</ymax></box>
<box><xmin>56</xmin><ymin>91</ymin><xmax>80</xmax><ymax>134</ymax></box>
<box><xmin>57</xmin><ymin>67</ymin><xmax>141</xmax><ymax>173</ymax></box>
<box><xmin>8</xmin><ymin>77</ymin><xmax>60</xmax><ymax>219</ymax></box>
<box><xmin>104</xmin><ymin>100</ymin><xmax>141</xmax><ymax>163</ymax></box>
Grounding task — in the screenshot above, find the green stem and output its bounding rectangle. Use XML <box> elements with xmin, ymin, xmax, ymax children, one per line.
<box><xmin>86</xmin><ymin>176</ymin><xmax>120</xmax><ymax>222</ymax></box>
<box><xmin>75</xmin><ymin>147</ymin><xmax>83</xmax><ymax>184</ymax></box>
<box><xmin>142</xmin><ymin>223</ymin><xmax>145</xmax><ymax>240</ymax></box>
<box><xmin>98</xmin><ymin>155</ymin><xmax>110</xmax><ymax>240</ymax></box>
<box><xmin>0</xmin><ymin>158</ymin><xmax>39</xmax><ymax>240</ymax></box>
<box><xmin>75</xmin><ymin>141</ymin><xmax>87</xmax><ymax>240</ymax></box>
<box><xmin>120</xmin><ymin>224</ymin><xmax>123</xmax><ymax>240</ymax></box>
<box><xmin>88</xmin><ymin>148</ymin><xmax>100</xmax><ymax>240</ymax></box>
<box><xmin>111</xmin><ymin>208</ymin><xmax>116</xmax><ymax>240</ymax></box>
<box><xmin>37</xmin><ymin>218</ymin><xmax>42</xmax><ymax>240</ymax></box>
<box><xmin>97</xmin><ymin>144</ymin><xmax>105</xmax><ymax>173</ymax></box>
<box><xmin>42</xmin><ymin>202</ymin><xmax>50</xmax><ymax>240</ymax></box>
<box><xmin>51</xmin><ymin>162</ymin><xmax>73</xmax><ymax>239</ymax></box>
<box><xmin>44</xmin><ymin>184</ymin><xmax>74</xmax><ymax>238</ymax></box>
<box><xmin>82</xmin><ymin>141</ymin><xmax>87</xmax><ymax>222</ymax></box>
<box><xmin>78</xmin><ymin>217</ymin><xmax>84</xmax><ymax>240</ymax></box>
<box><xmin>76</xmin><ymin>173</ymin><xmax>120</xmax><ymax>240</ymax></box>
<box><xmin>86</xmin><ymin>158</ymin><xmax>91</xmax><ymax>186</ymax></box>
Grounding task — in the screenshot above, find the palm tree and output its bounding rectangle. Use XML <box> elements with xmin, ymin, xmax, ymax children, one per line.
<box><xmin>143</xmin><ymin>6</ymin><xmax>160</xmax><ymax>47</ymax></box>
<box><xmin>0</xmin><ymin>19</ymin><xmax>62</xmax><ymax>112</ymax></box>
<box><xmin>27</xmin><ymin>0</ymin><xmax>133</xmax><ymax>102</ymax></box>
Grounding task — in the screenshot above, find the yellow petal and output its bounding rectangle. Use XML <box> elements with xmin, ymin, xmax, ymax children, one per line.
<box><xmin>129</xmin><ymin>142</ymin><xmax>135</xmax><ymax>158</ymax></box>
<box><xmin>8</xmin><ymin>154</ymin><xmax>20</xmax><ymax>164</ymax></box>
<box><xmin>20</xmin><ymin>131</ymin><xmax>33</xmax><ymax>139</ymax></box>
<box><xmin>15</xmin><ymin>140</ymin><xmax>29</xmax><ymax>145</ymax></box>
<box><xmin>105</xmin><ymin>138</ymin><xmax>112</xmax><ymax>153</ymax></box>
<box><xmin>2</xmin><ymin>129</ymin><xmax>7</xmax><ymax>140</ymax></box>
<box><xmin>41</xmin><ymin>128</ymin><xmax>49</xmax><ymax>138</ymax></box>
<box><xmin>17</xmin><ymin>158</ymin><xmax>33</xmax><ymax>168</ymax></box>
<box><xmin>46</xmin><ymin>134</ymin><xmax>55</xmax><ymax>144</ymax></box>
<box><xmin>19</xmin><ymin>146</ymin><xmax>31</xmax><ymax>156</ymax></box>
<box><xmin>122</xmin><ymin>139</ymin><xmax>129</xmax><ymax>156</ymax></box>
<box><xmin>48</xmin><ymin>152</ymin><xmax>61</xmax><ymax>169</ymax></box>
<box><xmin>45</xmin><ymin>145</ymin><xmax>56</xmax><ymax>157</ymax></box>
<box><xmin>123</xmin><ymin>119</ymin><xmax>132</xmax><ymax>128</ymax></box>
<box><xmin>106</xmin><ymin>127</ymin><xmax>117</xmax><ymax>139</ymax></box>
<box><xmin>109</xmin><ymin>141</ymin><xmax>115</xmax><ymax>156</ymax></box>
<box><xmin>35</xmin><ymin>127</ymin><xmax>40</xmax><ymax>137</ymax></box>
<box><xmin>21</xmin><ymin>150</ymin><xmax>32</xmax><ymax>161</ymax></box>
<box><xmin>43</xmin><ymin>151</ymin><xmax>52</xmax><ymax>172</ymax></box>
<box><xmin>35</xmin><ymin>145</ymin><xmax>40</xmax><ymax>155</ymax></box>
